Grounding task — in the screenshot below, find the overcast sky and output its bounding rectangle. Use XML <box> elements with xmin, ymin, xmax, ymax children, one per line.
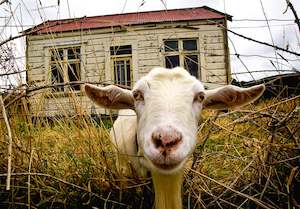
<box><xmin>0</xmin><ymin>0</ymin><xmax>299</xmax><ymax>87</ymax></box>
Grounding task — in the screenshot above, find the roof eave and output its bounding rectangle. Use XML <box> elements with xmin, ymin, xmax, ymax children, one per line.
<box><xmin>202</xmin><ymin>6</ymin><xmax>232</xmax><ymax>21</ymax></box>
<box><xmin>25</xmin><ymin>17</ymin><xmax>230</xmax><ymax>36</ymax></box>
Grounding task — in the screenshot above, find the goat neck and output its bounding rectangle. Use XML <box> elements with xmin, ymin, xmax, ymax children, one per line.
<box><xmin>151</xmin><ymin>170</ymin><xmax>183</xmax><ymax>209</ymax></box>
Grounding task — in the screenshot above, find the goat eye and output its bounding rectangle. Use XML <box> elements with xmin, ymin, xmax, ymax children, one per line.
<box><xmin>133</xmin><ymin>90</ymin><xmax>144</xmax><ymax>101</ymax></box>
<box><xmin>194</xmin><ymin>92</ymin><xmax>205</xmax><ymax>103</ymax></box>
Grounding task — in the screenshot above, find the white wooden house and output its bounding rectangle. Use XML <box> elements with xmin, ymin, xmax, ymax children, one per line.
<box><xmin>24</xmin><ymin>6</ymin><xmax>232</xmax><ymax>116</ymax></box>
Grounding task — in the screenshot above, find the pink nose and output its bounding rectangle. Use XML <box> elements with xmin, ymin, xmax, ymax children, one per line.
<box><xmin>151</xmin><ymin>126</ymin><xmax>182</xmax><ymax>156</ymax></box>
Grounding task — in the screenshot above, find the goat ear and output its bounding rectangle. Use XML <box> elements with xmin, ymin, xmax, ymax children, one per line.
<box><xmin>203</xmin><ymin>84</ymin><xmax>265</xmax><ymax>110</ymax></box>
<box><xmin>84</xmin><ymin>84</ymin><xmax>135</xmax><ymax>110</ymax></box>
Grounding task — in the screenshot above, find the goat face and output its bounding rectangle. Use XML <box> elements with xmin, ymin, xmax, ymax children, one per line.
<box><xmin>85</xmin><ymin>67</ymin><xmax>265</xmax><ymax>174</ymax></box>
<box><xmin>132</xmin><ymin>67</ymin><xmax>204</xmax><ymax>173</ymax></box>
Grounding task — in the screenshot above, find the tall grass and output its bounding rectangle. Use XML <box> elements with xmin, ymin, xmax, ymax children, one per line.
<box><xmin>0</xmin><ymin>95</ymin><xmax>299</xmax><ymax>208</ymax></box>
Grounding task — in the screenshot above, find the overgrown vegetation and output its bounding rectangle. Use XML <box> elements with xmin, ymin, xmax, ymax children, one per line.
<box><xmin>0</xmin><ymin>96</ymin><xmax>299</xmax><ymax>208</ymax></box>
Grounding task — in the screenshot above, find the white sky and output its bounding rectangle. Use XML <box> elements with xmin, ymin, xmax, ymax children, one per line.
<box><xmin>0</xmin><ymin>0</ymin><xmax>299</xmax><ymax>88</ymax></box>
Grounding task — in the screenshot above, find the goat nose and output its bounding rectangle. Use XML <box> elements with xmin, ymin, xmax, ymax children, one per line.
<box><xmin>151</xmin><ymin>126</ymin><xmax>182</xmax><ymax>153</ymax></box>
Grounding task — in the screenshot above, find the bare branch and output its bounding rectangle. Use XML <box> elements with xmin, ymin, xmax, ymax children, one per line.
<box><xmin>0</xmin><ymin>33</ymin><xmax>25</xmax><ymax>47</ymax></box>
<box><xmin>0</xmin><ymin>69</ymin><xmax>27</xmax><ymax>76</ymax></box>
<box><xmin>226</xmin><ymin>28</ymin><xmax>300</xmax><ymax>56</ymax></box>
<box><xmin>0</xmin><ymin>172</ymin><xmax>127</xmax><ymax>206</ymax></box>
<box><xmin>2</xmin><ymin>81</ymin><xmax>131</xmax><ymax>108</ymax></box>
<box><xmin>285</xmin><ymin>0</ymin><xmax>300</xmax><ymax>32</ymax></box>
<box><xmin>0</xmin><ymin>0</ymin><xmax>9</xmax><ymax>6</ymax></box>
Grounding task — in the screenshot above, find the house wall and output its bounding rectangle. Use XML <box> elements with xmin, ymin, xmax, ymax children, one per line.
<box><xmin>26</xmin><ymin>19</ymin><xmax>230</xmax><ymax>116</ymax></box>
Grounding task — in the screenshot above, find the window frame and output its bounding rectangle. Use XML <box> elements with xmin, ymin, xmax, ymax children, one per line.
<box><xmin>163</xmin><ymin>38</ymin><xmax>200</xmax><ymax>79</ymax></box>
<box><xmin>49</xmin><ymin>46</ymin><xmax>82</xmax><ymax>93</ymax></box>
<box><xmin>110</xmin><ymin>45</ymin><xmax>133</xmax><ymax>88</ymax></box>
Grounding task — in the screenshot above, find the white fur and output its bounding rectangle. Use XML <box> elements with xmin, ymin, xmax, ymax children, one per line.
<box><xmin>109</xmin><ymin>109</ymin><xmax>147</xmax><ymax>177</ymax></box>
<box><xmin>85</xmin><ymin>67</ymin><xmax>265</xmax><ymax>209</ymax></box>
<box><xmin>133</xmin><ymin>67</ymin><xmax>205</xmax><ymax>174</ymax></box>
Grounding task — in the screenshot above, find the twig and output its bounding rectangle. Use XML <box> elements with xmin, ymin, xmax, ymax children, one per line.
<box><xmin>284</xmin><ymin>0</ymin><xmax>300</xmax><ymax>32</ymax></box>
<box><xmin>231</xmin><ymin>69</ymin><xmax>298</xmax><ymax>75</ymax></box>
<box><xmin>0</xmin><ymin>95</ymin><xmax>13</xmax><ymax>190</ymax></box>
<box><xmin>4</xmin><ymin>91</ymin><xmax>26</xmax><ymax>108</ymax></box>
<box><xmin>200</xmin><ymin>20</ymin><xmax>300</xmax><ymax>57</ymax></box>
<box><xmin>0</xmin><ymin>33</ymin><xmax>25</xmax><ymax>47</ymax></box>
<box><xmin>0</xmin><ymin>0</ymin><xmax>9</xmax><ymax>6</ymax></box>
<box><xmin>272</xmin><ymin>155</ymin><xmax>300</xmax><ymax>164</ymax></box>
<box><xmin>259</xmin><ymin>167</ymin><xmax>273</xmax><ymax>201</ymax></box>
<box><xmin>191</xmin><ymin>111</ymin><xmax>220</xmax><ymax>169</ymax></box>
<box><xmin>190</xmin><ymin>169</ymin><xmax>277</xmax><ymax>209</ymax></box>
<box><xmin>0</xmin><ymin>69</ymin><xmax>27</xmax><ymax>77</ymax></box>
<box><xmin>25</xmin><ymin>81</ymin><xmax>131</xmax><ymax>95</ymax></box>
<box><xmin>28</xmin><ymin>149</ymin><xmax>34</xmax><ymax>209</ymax></box>
<box><xmin>0</xmin><ymin>172</ymin><xmax>127</xmax><ymax>206</ymax></box>
<box><xmin>212</xmin><ymin>121</ymin><xmax>299</xmax><ymax>150</ymax></box>
<box><xmin>226</xmin><ymin>28</ymin><xmax>300</xmax><ymax>57</ymax></box>
<box><xmin>259</xmin><ymin>0</ymin><xmax>279</xmax><ymax>70</ymax></box>
<box><xmin>2</xmin><ymin>81</ymin><xmax>130</xmax><ymax>109</ymax></box>
<box><xmin>185</xmin><ymin>177</ymin><xmax>238</xmax><ymax>208</ymax></box>
<box><xmin>287</xmin><ymin>167</ymin><xmax>298</xmax><ymax>188</ymax></box>
<box><xmin>206</xmin><ymin>160</ymin><xmax>255</xmax><ymax>207</ymax></box>
<box><xmin>226</xmin><ymin>95</ymin><xmax>300</xmax><ymax>127</ymax></box>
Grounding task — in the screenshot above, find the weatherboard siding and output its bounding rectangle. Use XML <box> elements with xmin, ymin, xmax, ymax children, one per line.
<box><xmin>27</xmin><ymin>21</ymin><xmax>229</xmax><ymax>116</ymax></box>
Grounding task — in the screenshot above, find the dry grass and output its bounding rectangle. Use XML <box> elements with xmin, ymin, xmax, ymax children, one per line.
<box><xmin>0</xmin><ymin>96</ymin><xmax>299</xmax><ymax>209</ymax></box>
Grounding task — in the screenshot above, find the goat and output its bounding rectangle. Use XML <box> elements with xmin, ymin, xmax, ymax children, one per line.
<box><xmin>85</xmin><ymin>67</ymin><xmax>265</xmax><ymax>209</ymax></box>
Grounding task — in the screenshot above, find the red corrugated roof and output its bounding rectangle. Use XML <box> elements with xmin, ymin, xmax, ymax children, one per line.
<box><xmin>25</xmin><ymin>6</ymin><xmax>230</xmax><ymax>35</ymax></box>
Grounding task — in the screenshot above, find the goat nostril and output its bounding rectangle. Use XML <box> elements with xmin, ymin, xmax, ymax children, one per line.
<box><xmin>155</xmin><ymin>138</ymin><xmax>163</xmax><ymax>148</ymax></box>
<box><xmin>166</xmin><ymin>138</ymin><xmax>179</xmax><ymax>148</ymax></box>
<box><xmin>152</xmin><ymin>132</ymin><xmax>162</xmax><ymax>148</ymax></box>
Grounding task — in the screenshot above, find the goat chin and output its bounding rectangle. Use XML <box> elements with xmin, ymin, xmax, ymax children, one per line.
<box><xmin>145</xmin><ymin>158</ymin><xmax>187</xmax><ymax>175</ymax></box>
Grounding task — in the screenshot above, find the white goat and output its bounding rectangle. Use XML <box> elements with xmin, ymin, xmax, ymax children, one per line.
<box><xmin>85</xmin><ymin>67</ymin><xmax>265</xmax><ymax>209</ymax></box>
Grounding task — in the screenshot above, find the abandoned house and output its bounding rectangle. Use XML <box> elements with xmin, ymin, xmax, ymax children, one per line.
<box><xmin>24</xmin><ymin>6</ymin><xmax>232</xmax><ymax>116</ymax></box>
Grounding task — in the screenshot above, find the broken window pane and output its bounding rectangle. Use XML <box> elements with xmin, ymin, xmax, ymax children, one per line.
<box><xmin>165</xmin><ymin>55</ymin><xmax>179</xmax><ymax>69</ymax></box>
<box><xmin>184</xmin><ymin>55</ymin><xmax>199</xmax><ymax>78</ymax></box>
<box><xmin>164</xmin><ymin>40</ymin><xmax>178</xmax><ymax>52</ymax></box>
<box><xmin>183</xmin><ymin>39</ymin><xmax>197</xmax><ymax>51</ymax></box>
<box><xmin>68</xmin><ymin>47</ymin><xmax>81</xmax><ymax>60</ymax></box>
<box><xmin>49</xmin><ymin>47</ymin><xmax>82</xmax><ymax>93</ymax></box>
<box><xmin>68</xmin><ymin>62</ymin><xmax>81</xmax><ymax>91</ymax></box>
<box><xmin>51</xmin><ymin>64</ymin><xmax>64</xmax><ymax>92</ymax></box>
<box><xmin>51</xmin><ymin>49</ymin><xmax>64</xmax><ymax>61</ymax></box>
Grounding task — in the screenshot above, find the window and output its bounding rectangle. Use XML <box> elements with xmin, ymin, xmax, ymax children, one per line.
<box><xmin>165</xmin><ymin>55</ymin><xmax>179</xmax><ymax>69</ymax></box>
<box><xmin>184</xmin><ymin>55</ymin><xmax>198</xmax><ymax>78</ymax></box>
<box><xmin>163</xmin><ymin>39</ymin><xmax>200</xmax><ymax>78</ymax></box>
<box><xmin>110</xmin><ymin>45</ymin><xmax>132</xmax><ymax>87</ymax></box>
<box><xmin>164</xmin><ymin>40</ymin><xmax>178</xmax><ymax>52</ymax></box>
<box><xmin>183</xmin><ymin>39</ymin><xmax>197</xmax><ymax>51</ymax></box>
<box><xmin>110</xmin><ymin>45</ymin><xmax>132</xmax><ymax>56</ymax></box>
<box><xmin>50</xmin><ymin>47</ymin><xmax>81</xmax><ymax>92</ymax></box>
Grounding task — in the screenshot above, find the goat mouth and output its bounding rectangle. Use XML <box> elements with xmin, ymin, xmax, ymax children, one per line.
<box><xmin>152</xmin><ymin>161</ymin><xmax>180</xmax><ymax>170</ymax></box>
<box><xmin>146</xmin><ymin>153</ymin><xmax>184</xmax><ymax>171</ymax></box>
